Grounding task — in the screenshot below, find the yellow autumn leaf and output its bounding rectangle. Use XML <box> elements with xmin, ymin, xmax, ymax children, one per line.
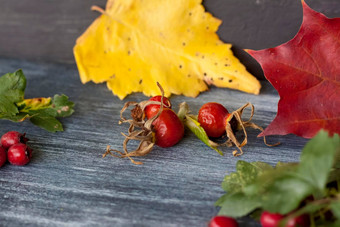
<box><xmin>17</xmin><ymin>97</ymin><xmax>52</xmax><ymax>111</ymax></box>
<box><xmin>74</xmin><ymin>0</ymin><xmax>261</xmax><ymax>99</ymax></box>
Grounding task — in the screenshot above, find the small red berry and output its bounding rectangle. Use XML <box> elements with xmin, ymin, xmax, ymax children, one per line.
<box><xmin>209</xmin><ymin>216</ymin><xmax>238</xmax><ymax>227</ymax></box>
<box><xmin>198</xmin><ymin>102</ymin><xmax>230</xmax><ymax>138</ymax></box>
<box><xmin>0</xmin><ymin>146</ymin><xmax>7</xmax><ymax>167</ymax></box>
<box><xmin>286</xmin><ymin>214</ymin><xmax>310</xmax><ymax>227</ymax></box>
<box><xmin>145</xmin><ymin>96</ymin><xmax>172</xmax><ymax>119</ymax></box>
<box><xmin>7</xmin><ymin>143</ymin><xmax>32</xmax><ymax>166</ymax></box>
<box><xmin>153</xmin><ymin>108</ymin><xmax>184</xmax><ymax>148</ymax></box>
<box><xmin>260</xmin><ymin>211</ymin><xmax>284</xmax><ymax>227</ymax></box>
<box><xmin>260</xmin><ymin>211</ymin><xmax>309</xmax><ymax>227</ymax></box>
<box><xmin>1</xmin><ymin>131</ymin><xmax>28</xmax><ymax>149</ymax></box>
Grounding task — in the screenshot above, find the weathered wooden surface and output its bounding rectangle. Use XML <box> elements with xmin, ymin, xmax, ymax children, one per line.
<box><xmin>0</xmin><ymin>58</ymin><xmax>308</xmax><ymax>226</ymax></box>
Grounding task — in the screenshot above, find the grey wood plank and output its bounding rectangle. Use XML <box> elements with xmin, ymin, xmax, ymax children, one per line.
<box><xmin>0</xmin><ymin>0</ymin><xmax>339</xmax><ymax>80</ymax></box>
<box><xmin>0</xmin><ymin>58</ymin><xmax>308</xmax><ymax>226</ymax></box>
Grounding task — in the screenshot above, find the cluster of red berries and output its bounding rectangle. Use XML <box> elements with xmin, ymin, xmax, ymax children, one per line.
<box><xmin>145</xmin><ymin>97</ymin><xmax>234</xmax><ymax>148</ymax></box>
<box><xmin>106</xmin><ymin>84</ymin><xmax>272</xmax><ymax>165</ymax></box>
<box><xmin>209</xmin><ymin>212</ymin><xmax>309</xmax><ymax>227</ymax></box>
<box><xmin>0</xmin><ymin>131</ymin><xmax>32</xmax><ymax>167</ymax></box>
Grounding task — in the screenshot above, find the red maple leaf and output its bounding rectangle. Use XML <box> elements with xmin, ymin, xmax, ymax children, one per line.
<box><xmin>247</xmin><ymin>0</ymin><xmax>340</xmax><ymax>139</ymax></box>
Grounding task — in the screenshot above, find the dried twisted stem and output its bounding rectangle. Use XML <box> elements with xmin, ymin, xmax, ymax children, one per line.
<box><xmin>224</xmin><ymin>102</ymin><xmax>280</xmax><ymax>156</ymax></box>
<box><xmin>104</xmin><ymin>82</ymin><xmax>167</xmax><ymax>165</ymax></box>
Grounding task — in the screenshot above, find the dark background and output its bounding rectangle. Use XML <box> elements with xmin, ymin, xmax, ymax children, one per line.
<box><xmin>0</xmin><ymin>0</ymin><xmax>339</xmax><ymax>79</ymax></box>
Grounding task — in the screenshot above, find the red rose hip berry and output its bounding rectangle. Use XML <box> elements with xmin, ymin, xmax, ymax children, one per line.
<box><xmin>260</xmin><ymin>211</ymin><xmax>284</xmax><ymax>227</ymax></box>
<box><xmin>260</xmin><ymin>211</ymin><xmax>309</xmax><ymax>227</ymax></box>
<box><xmin>7</xmin><ymin>143</ymin><xmax>32</xmax><ymax>166</ymax></box>
<box><xmin>152</xmin><ymin>108</ymin><xmax>184</xmax><ymax>148</ymax></box>
<box><xmin>1</xmin><ymin>131</ymin><xmax>28</xmax><ymax>149</ymax></box>
<box><xmin>0</xmin><ymin>146</ymin><xmax>7</xmax><ymax>167</ymax></box>
<box><xmin>145</xmin><ymin>95</ymin><xmax>172</xmax><ymax>119</ymax></box>
<box><xmin>209</xmin><ymin>216</ymin><xmax>238</xmax><ymax>227</ymax></box>
<box><xmin>198</xmin><ymin>102</ymin><xmax>231</xmax><ymax>138</ymax></box>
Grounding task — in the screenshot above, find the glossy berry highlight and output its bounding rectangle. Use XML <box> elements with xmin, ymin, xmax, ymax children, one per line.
<box><xmin>260</xmin><ymin>211</ymin><xmax>309</xmax><ymax>227</ymax></box>
<box><xmin>198</xmin><ymin>102</ymin><xmax>230</xmax><ymax>138</ymax></box>
<box><xmin>7</xmin><ymin>143</ymin><xmax>32</xmax><ymax>166</ymax></box>
<box><xmin>145</xmin><ymin>95</ymin><xmax>172</xmax><ymax>119</ymax></box>
<box><xmin>260</xmin><ymin>211</ymin><xmax>284</xmax><ymax>227</ymax></box>
<box><xmin>1</xmin><ymin>131</ymin><xmax>28</xmax><ymax>149</ymax></box>
<box><xmin>209</xmin><ymin>216</ymin><xmax>238</xmax><ymax>227</ymax></box>
<box><xmin>153</xmin><ymin>108</ymin><xmax>184</xmax><ymax>148</ymax></box>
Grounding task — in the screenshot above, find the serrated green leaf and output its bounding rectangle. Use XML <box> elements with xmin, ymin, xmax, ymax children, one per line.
<box><xmin>258</xmin><ymin>132</ymin><xmax>340</xmax><ymax>214</ymax></box>
<box><xmin>52</xmin><ymin>94</ymin><xmax>75</xmax><ymax>117</ymax></box>
<box><xmin>297</xmin><ymin>131</ymin><xmax>340</xmax><ymax>196</ymax></box>
<box><xmin>18</xmin><ymin>95</ymin><xmax>74</xmax><ymax>132</ymax></box>
<box><xmin>216</xmin><ymin>131</ymin><xmax>340</xmax><ymax>219</ymax></box>
<box><xmin>222</xmin><ymin>161</ymin><xmax>273</xmax><ymax>194</ymax></box>
<box><xmin>215</xmin><ymin>193</ymin><xmax>229</xmax><ymax>207</ymax></box>
<box><xmin>0</xmin><ymin>69</ymin><xmax>26</xmax><ymax>117</ymax></box>
<box><xmin>218</xmin><ymin>193</ymin><xmax>261</xmax><ymax>218</ymax></box>
<box><xmin>0</xmin><ymin>70</ymin><xmax>74</xmax><ymax>132</ymax></box>
<box><xmin>261</xmin><ymin>175</ymin><xmax>312</xmax><ymax>214</ymax></box>
<box><xmin>184</xmin><ymin>114</ymin><xmax>223</xmax><ymax>155</ymax></box>
<box><xmin>0</xmin><ymin>70</ymin><xmax>26</xmax><ymax>93</ymax></box>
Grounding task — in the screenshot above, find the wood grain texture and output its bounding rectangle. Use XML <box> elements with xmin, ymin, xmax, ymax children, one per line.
<box><xmin>0</xmin><ymin>58</ymin><xmax>308</xmax><ymax>226</ymax></box>
<box><xmin>0</xmin><ymin>0</ymin><xmax>339</xmax><ymax>80</ymax></box>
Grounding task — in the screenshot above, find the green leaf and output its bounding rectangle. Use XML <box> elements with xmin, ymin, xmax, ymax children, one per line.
<box><xmin>215</xmin><ymin>131</ymin><xmax>340</xmax><ymax>219</ymax></box>
<box><xmin>218</xmin><ymin>192</ymin><xmax>261</xmax><ymax>218</ymax></box>
<box><xmin>328</xmin><ymin>221</ymin><xmax>340</xmax><ymax>227</ymax></box>
<box><xmin>261</xmin><ymin>175</ymin><xmax>312</xmax><ymax>214</ymax></box>
<box><xmin>184</xmin><ymin>114</ymin><xmax>223</xmax><ymax>155</ymax></box>
<box><xmin>18</xmin><ymin>95</ymin><xmax>74</xmax><ymax>132</ymax></box>
<box><xmin>222</xmin><ymin>161</ymin><xmax>273</xmax><ymax>194</ymax></box>
<box><xmin>0</xmin><ymin>70</ymin><xmax>26</xmax><ymax>117</ymax></box>
<box><xmin>297</xmin><ymin>131</ymin><xmax>340</xmax><ymax>197</ymax></box>
<box><xmin>215</xmin><ymin>193</ymin><xmax>229</xmax><ymax>207</ymax></box>
<box><xmin>30</xmin><ymin>115</ymin><xmax>63</xmax><ymax>132</ymax></box>
<box><xmin>0</xmin><ymin>70</ymin><xmax>74</xmax><ymax>132</ymax></box>
<box><xmin>278</xmin><ymin>202</ymin><xmax>324</xmax><ymax>227</ymax></box>
<box><xmin>52</xmin><ymin>94</ymin><xmax>75</xmax><ymax>117</ymax></box>
<box><xmin>330</xmin><ymin>201</ymin><xmax>340</xmax><ymax>219</ymax></box>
